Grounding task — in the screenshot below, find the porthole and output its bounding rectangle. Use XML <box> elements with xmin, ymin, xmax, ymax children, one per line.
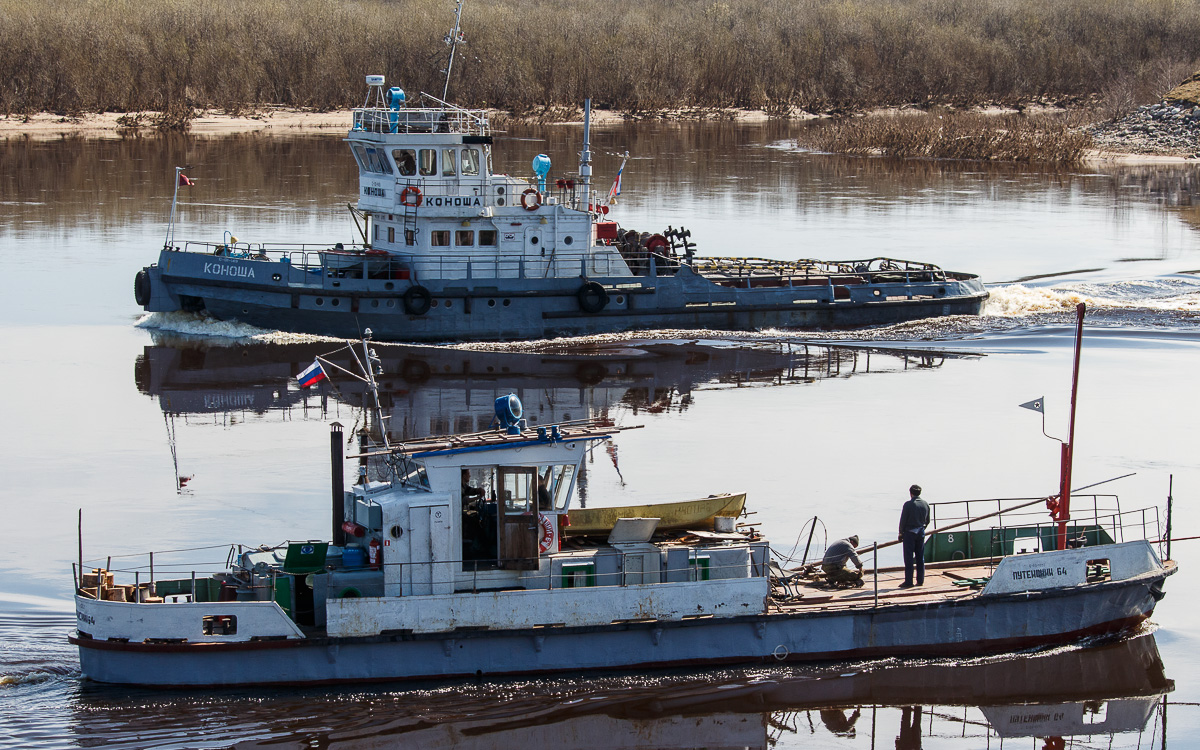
<box><xmin>937</xmin><ymin>287</ymin><xmax>947</xmax><ymax>296</ymax></box>
<box><xmin>486</xmin><ymin>366</ymin><xmax>495</xmax><ymax>372</ymax></box>
<box><xmin>497</xmin><ymin>186</ymin><xmax>506</xmax><ymax>195</ymax></box>
<box><xmin>497</xmin><ymin>198</ymin><xmax>506</xmax><ymax>207</ymax></box>
<box><xmin>390</xmin><ymin>525</ymin><xmax>403</xmax><ymax>539</ymax></box>
<box><xmin>873</xmin><ymin>289</ymin><xmax>882</xmax><ymax>297</ymax></box>
<box><xmin>445</xmin><ymin>300</ymin><xmax>453</xmax><ymax>308</ymax></box>
<box><xmin>386</xmin><ymin>299</ymin><xmax>395</xmax><ymax>308</ymax></box>
<box><xmin>431</xmin><ymin>299</ymin><xmax>439</xmax><ymax>308</ymax></box>
<box><xmin>385</xmin><ymin>282</ymin><xmax>394</xmax><ymax>291</ymax></box>
<box><xmin>371</xmin><ymin>299</ymin><xmax>380</xmax><ymax>307</ymax></box>
<box><xmin>316</xmin><ymin>298</ymin><xmax>324</xmax><ymax>306</ymax></box>
<box><xmin>242</xmin><ymin>309</ymin><xmax>249</xmax><ymax>314</ymax></box>
<box><xmin>332</xmin><ymin>299</ymin><xmax>340</xmax><ymax>307</ymax></box>
<box><xmin>502</xmin><ymin>299</ymin><xmax>511</xmax><ymax>307</ymax></box>
<box><xmin>615</xmin><ymin>295</ymin><xmax>625</xmax><ymax>305</ymax></box>
<box><xmin>530</xmin><ymin>236</ymin><xmax>539</xmax><ymax>245</ymax></box>
<box><xmin>564</xmin><ymin>236</ymin><xmax>573</xmax><ymax>245</ymax></box>
<box><xmin>271</xmin><ymin>273</ymin><xmax>281</xmax><ymax>282</ymax></box>
<box><xmin>487</xmin><ymin>299</ymin><xmax>496</xmax><ymax>307</ymax></box>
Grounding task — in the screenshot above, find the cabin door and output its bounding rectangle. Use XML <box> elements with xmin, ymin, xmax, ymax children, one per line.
<box><xmin>409</xmin><ymin>502</ymin><xmax>453</xmax><ymax>595</ymax></box>
<box><xmin>498</xmin><ymin>467</ymin><xmax>539</xmax><ymax>570</ymax></box>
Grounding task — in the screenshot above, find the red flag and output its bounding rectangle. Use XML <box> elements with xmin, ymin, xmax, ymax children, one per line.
<box><xmin>178</xmin><ymin>173</ymin><xmax>193</xmax><ymax>187</ymax></box>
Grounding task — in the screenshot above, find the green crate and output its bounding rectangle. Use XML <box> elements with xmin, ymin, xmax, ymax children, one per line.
<box><xmin>561</xmin><ymin>562</ymin><xmax>595</xmax><ymax>588</ymax></box>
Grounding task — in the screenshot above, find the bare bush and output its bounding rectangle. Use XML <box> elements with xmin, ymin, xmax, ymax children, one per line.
<box><xmin>0</xmin><ymin>0</ymin><xmax>1197</xmax><ymax>116</ymax></box>
<box><xmin>798</xmin><ymin>110</ymin><xmax>1094</xmax><ymax>164</ymax></box>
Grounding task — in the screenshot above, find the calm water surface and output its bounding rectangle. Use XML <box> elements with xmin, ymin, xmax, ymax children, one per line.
<box><xmin>2</xmin><ymin>122</ymin><xmax>1200</xmax><ymax>748</ymax></box>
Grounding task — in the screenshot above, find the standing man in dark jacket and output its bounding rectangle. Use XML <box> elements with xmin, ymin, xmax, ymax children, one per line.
<box><xmin>898</xmin><ymin>484</ymin><xmax>930</xmax><ymax>588</ymax></box>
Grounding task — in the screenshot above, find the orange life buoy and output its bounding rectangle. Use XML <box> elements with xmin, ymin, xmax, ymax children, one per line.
<box><xmin>400</xmin><ymin>186</ymin><xmax>423</xmax><ymax>207</ymax></box>
<box><xmin>521</xmin><ymin>188</ymin><xmax>542</xmax><ymax>211</ymax></box>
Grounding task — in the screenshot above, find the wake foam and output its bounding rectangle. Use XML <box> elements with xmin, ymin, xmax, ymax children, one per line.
<box><xmin>986</xmin><ymin>277</ymin><xmax>1200</xmax><ymax>317</ymax></box>
<box><xmin>135</xmin><ymin>312</ymin><xmax>344</xmax><ymax>345</ymax></box>
<box><xmin>0</xmin><ymin>670</ymin><xmax>65</xmax><ymax>687</ymax></box>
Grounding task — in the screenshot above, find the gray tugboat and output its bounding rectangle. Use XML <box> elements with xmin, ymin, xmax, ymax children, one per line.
<box><xmin>133</xmin><ymin>8</ymin><xmax>986</xmax><ymax>342</ymax></box>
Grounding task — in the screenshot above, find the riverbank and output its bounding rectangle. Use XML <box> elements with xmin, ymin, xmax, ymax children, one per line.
<box><xmin>0</xmin><ymin>106</ymin><xmax>772</xmax><ymax>140</ymax></box>
<box><xmin>3</xmin><ymin>105</ymin><xmax>1193</xmax><ymax>166</ymax></box>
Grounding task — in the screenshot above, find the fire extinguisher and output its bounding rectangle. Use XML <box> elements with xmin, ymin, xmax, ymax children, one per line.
<box><xmin>368</xmin><ymin>537</ymin><xmax>382</xmax><ymax>570</ymax></box>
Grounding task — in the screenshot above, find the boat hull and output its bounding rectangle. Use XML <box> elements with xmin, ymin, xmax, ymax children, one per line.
<box><xmin>141</xmin><ymin>253</ymin><xmax>988</xmax><ymax>342</ymax></box>
<box><xmin>71</xmin><ymin>568</ymin><xmax>1168</xmax><ymax>687</ymax></box>
<box><xmin>567</xmin><ymin>493</ymin><xmax>747</xmax><ymax>535</ymax></box>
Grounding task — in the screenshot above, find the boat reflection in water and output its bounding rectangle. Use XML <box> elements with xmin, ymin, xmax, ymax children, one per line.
<box><xmin>134</xmin><ymin>334</ymin><xmax>970</xmax><ymax>434</ymax></box>
<box><xmin>71</xmin><ymin>633</ymin><xmax>1170</xmax><ymax>749</ymax></box>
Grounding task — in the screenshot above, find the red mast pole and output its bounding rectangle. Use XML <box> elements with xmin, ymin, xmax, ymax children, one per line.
<box><xmin>1056</xmin><ymin>303</ymin><xmax>1086</xmax><ymax>550</ymax></box>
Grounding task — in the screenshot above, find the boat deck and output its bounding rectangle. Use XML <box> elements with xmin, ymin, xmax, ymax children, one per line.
<box><xmin>773</xmin><ymin>563</ymin><xmax>993</xmax><ymax>612</ymax></box>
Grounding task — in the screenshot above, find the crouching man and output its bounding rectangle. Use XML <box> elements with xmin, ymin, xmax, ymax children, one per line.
<box><xmin>822</xmin><ymin>535</ymin><xmax>864</xmax><ymax>587</ymax></box>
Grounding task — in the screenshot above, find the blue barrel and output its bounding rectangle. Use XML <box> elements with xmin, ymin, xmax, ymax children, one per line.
<box><xmin>342</xmin><ymin>547</ymin><xmax>366</xmax><ymax>569</ymax></box>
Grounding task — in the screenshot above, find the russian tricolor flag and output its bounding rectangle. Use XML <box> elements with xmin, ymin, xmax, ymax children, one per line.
<box><xmin>296</xmin><ymin>359</ymin><xmax>327</xmax><ymax>388</ymax></box>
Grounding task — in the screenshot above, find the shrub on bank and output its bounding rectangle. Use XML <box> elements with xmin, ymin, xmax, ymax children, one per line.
<box><xmin>0</xmin><ymin>0</ymin><xmax>1197</xmax><ymax>116</ymax></box>
<box><xmin>797</xmin><ymin>110</ymin><xmax>1094</xmax><ymax>165</ymax></box>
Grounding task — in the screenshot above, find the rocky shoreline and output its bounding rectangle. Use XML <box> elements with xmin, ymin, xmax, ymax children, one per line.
<box><xmin>1089</xmin><ymin>102</ymin><xmax>1200</xmax><ymax>158</ymax></box>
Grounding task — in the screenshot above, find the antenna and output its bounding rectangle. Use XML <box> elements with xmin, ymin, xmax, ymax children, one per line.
<box><xmin>442</xmin><ymin>0</ymin><xmax>466</xmax><ymax>101</ymax></box>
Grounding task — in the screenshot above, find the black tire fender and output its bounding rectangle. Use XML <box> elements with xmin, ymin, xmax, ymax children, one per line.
<box><xmin>577</xmin><ymin>281</ymin><xmax>608</xmax><ymax>314</ymax></box>
<box><xmin>403</xmin><ymin>285</ymin><xmax>433</xmax><ymax>315</ymax></box>
<box><xmin>134</xmin><ymin>269</ymin><xmax>152</xmax><ymax>307</ymax></box>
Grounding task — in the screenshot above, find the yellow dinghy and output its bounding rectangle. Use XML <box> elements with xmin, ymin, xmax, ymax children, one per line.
<box><xmin>566</xmin><ymin>493</ymin><xmax>746</xmax><ymax>536</ymax></box>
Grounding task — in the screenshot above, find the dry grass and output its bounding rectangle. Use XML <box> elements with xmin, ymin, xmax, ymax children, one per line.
<box><xmin>0</xmin><ymin>0</ymin><xmax>1198</xmax><ymax>117</ymax></box>
<box><xmin>798</xmin><ymin>110</ymin><xmax>1094</xmax><ymax>165</ymax></box>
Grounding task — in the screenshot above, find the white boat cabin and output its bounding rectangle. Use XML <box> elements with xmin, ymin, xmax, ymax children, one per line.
<box><xmin>348</xmin><ymin>76</ymin><xmax>630</xmax><ymax>281</ymax></box>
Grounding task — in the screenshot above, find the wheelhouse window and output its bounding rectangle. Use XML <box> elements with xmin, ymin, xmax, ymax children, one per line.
<box><xmin>540</xmin><ymin>465</ymin><xmax>575</xmax><ymax>510</ymax></box>
<box><xmin>366</xmin><ymin>146</ymin><xmax>392</xmax><ymax>174</ymax></box>
<box><xmin>479</xmin><ymin>229</ymin><xmax>497</xmax><ymax>246</ymax></box>
<box><xmin>500</xmin><ymin>468</ymin><xmax>534</xmax><ymax>515</ymax></box>
<box><xmin>387</xmin><ymin>226</ymin><xmax>395</xmax><ymax>243</ymax></box>
<box><xmin>392</xmin><ymin>149</ymin><xmax>416</xmax><ymax>176</ymax></box>
<box><xmin>456</xmin><ymin>230</ymin><xmax>474</xmax><ymax>246</ymax></box>
<box><xmin>419</xmin><ymin>149</ymin><xmax>437</xmax><ymax>176</ymax></box>
<box><xmin>442</xmin><ymin>149</ymin><xmax>457</xmax><ymax>176</ymax></box>
<box><xmin>461</xmin><ymin>148</ymin><xmax>480</xmax><ymax>176</ymax></box>
<box><xmin>431</xmin><ymin>230</ymin><xmax>451</xmax><ymax>247</ymax></box>
<box><xmin>350</xmin><ymin>143</ymin><xmax>370</xmax><ymax>171</ymax></box>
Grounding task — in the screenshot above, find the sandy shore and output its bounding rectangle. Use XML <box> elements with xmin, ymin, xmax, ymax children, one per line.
<box><xmin>2</xmin><ymin>106</ymin><xmax>1190</xmax><ymax>166</ymax></box>
<box><xmin>0</xmin><ymin>106</ymin><xmax>785</xmax><ymax>141</ymax></box>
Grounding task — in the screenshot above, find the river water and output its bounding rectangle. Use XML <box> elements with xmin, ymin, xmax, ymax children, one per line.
<box><xmin>2</xmin><ymin>121</ymin><xmax>1200</xmax><ymax>748</ymax></box>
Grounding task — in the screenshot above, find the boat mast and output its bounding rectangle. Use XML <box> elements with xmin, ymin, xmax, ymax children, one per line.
<box><xmin>165</xmin><ymin>166</ymin><xmax>184</xmax><ymax>249</ymax></box>
<box><xmin>442</xmin><ymin>0</ymin><xmax>466</xmax><ymax>102</ymax></box>
<box><xmin>579</xmin><ymin>99</ymin><xmax>592</xmax><ymax>211</ymax></box>
<box><xmin>360</xmin><ymin>333</ymin><xmax>390</xmax><ymax>452</ymax></box>
<box><xmin>1053</xmin><ymin>302</ymin><xmax>1086</xmax><ymax>550</ymax></box>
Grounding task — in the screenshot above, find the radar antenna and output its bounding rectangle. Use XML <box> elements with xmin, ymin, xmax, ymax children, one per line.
<box><xmin>442</xmin><ymin>0</ymin><xmax>467</xmax><ymax>101</ymax></box>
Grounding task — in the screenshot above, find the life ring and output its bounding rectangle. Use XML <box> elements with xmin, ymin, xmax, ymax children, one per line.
<box><xmin>403</xmin><ymin>285</ymin><xmax>433</xmax><ymax>315</ymax></box>
<box><xmin>134</xmin><ymin>270</ymin><xmax>152</xmax><ymax>306</ymax></box>
<box><xmin>399</xmin><ymin>186</ymin><xmax>423</xmax><ymax>207</ymax></box>
<box><xmin>577</xmin><ymin>281</ymin><xmax>608</xmax><ymax>314</ymax></box>
<box><xmin>538</xmin><ymin>513</ymin><xmax>555</xmax><ymax>553</ymax></box>
<box><xmin>520</xmin><ymin>188</ymin><xmax>542</xmax><ymax>211</ymax></box>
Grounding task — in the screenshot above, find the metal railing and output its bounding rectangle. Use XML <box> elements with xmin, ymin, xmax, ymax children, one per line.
<box><xmin>351</xmin><ymin>105</ymin><xmax>490</xmax><ymax>136</ymax></box>
<box><xmin>690</xmin><ymin>256</ymin><xmax>948</xmax><ymax>286</ymax></box>
<box><xmin>77</xmin><ymin>541</ymin><xmax>771</xmax><ymax>605</ymax></box>
<box><xmin>924</xmin><ymin>494</ymin><xmax>1166</xmax><ymax>563</ymax></box>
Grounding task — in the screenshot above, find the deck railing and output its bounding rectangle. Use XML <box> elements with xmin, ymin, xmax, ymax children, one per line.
<box><xmin>924</xmin><ymin>494</ymin><xmax>1166</xmax><ymax>563</ymax></box>
<box><xmin>78</xmin><ymin>541</ymin><xmax>771</xmax><ymax>606</ymax></box>
<box><xmin>351</xmin><ymin>105</ymin><xmax>490</xmax><ymax>136</ymax></box>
